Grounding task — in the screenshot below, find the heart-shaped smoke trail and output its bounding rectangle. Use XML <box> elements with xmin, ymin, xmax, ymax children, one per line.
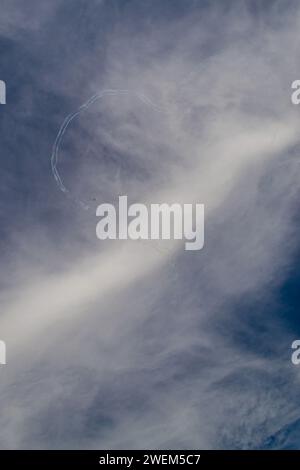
<box><xmin>51</xmin><ymin>88</ymin><xmax>177</xmax><ymax>257</ymax></box>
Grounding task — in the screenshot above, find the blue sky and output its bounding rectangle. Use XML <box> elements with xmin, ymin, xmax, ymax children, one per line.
<box><xmin>0</xmin><ymin>0</ymin><xmax>300</xmax><ymax>449</ymax></box>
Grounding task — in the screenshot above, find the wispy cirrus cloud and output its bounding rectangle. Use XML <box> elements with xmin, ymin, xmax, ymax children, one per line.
<box><xmin>0</xmin><ymin>0</ymin><xmax>300</xmax><ymax>449</ymax></box>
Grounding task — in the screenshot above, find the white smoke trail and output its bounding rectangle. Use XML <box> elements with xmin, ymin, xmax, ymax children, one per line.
<box><xmin>51</xmin><ymin>89</ymin><xmax>169</xmax><ymax>209</ymax></box>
